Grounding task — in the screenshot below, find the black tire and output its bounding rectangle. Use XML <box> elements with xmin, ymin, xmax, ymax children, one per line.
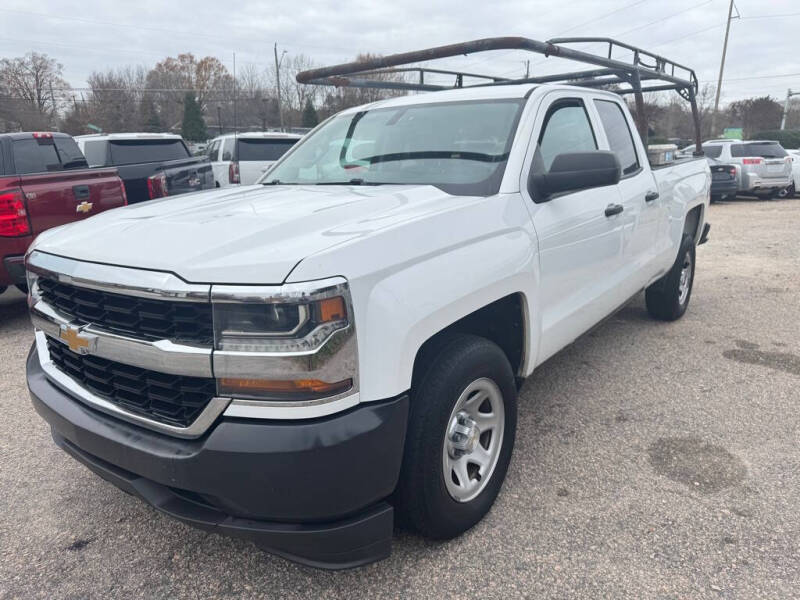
<box><xmin>395</xmin><ymin>334</ymin><xmax>517</xmax><ymax>540</ymax></box>
<box><xmin>14</xmin><ymin>283</ymin><xmax>27</xmax><ymax>294</ymax></box>
<box><xmin>778</xmin><ymin>184</ymin><xmax>795</xmax><ymax>199</ymax></box>
<box><xmin>756</xmin><ymin>190</ymin><xmax>777</xmax><ymax>200</ymax></box>
<box><xmin>645</xmin><ymin>234</ymin><xmax>696</xmax><ymax>321</ymax></box>
<box><xmin>0</xmin><ymin>286</ymin><xmax>6</xmax><ymax>295</ymax></box>
<box><xmin>710</xmin><ymin>194</ymin><xmax>720</xmax><ymax>204</ymax></box>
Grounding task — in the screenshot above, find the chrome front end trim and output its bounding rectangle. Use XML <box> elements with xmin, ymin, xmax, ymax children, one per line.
<box><xmin>27</xmin><ymin>256</ymin><xmax>362</xmax><ymax>426</ymax></box>
<box><xmin>210</xmin><ymin>277</ymin><xmax>347</xmax><ymax>304</ymax></box>
<box><xmin>27</xmin><ymin>251</ymin><xmax>211</xmax><ymax>302</ymax></box>
<box><xmin>31</xmin><ymin>301</ymin><xmax>213</xmax><ymax>378</ymax></box>
<box><xmin>34</xmin><ymin>330</ymin><xmax>229</xmax><ymax>439</ymax></box>
<box><xmin>223</xmin><ymin>392</ymin><xmax>362</xmax><ymax>420</ymax></box>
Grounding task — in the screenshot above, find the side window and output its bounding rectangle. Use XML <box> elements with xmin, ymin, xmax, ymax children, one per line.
<box><xmin>82</xmin><ymin>141</ymin><xmax>107</xmax><ymax>167</ymax></box>
<box><xmin>207</xmin><ymin>140</ymin><xmax>220</xmax><ymax>160</ymax></box>
<box><xmin>53</xmin><ymin>137</ymin><xmax>88</xmax><ymax>169</ymax></box>
<box><xmin>222</xmin><ymin>138</ymin><xmax>234</xmax><ymax>161</ymax></box>
<box><xmin>594</xmin><ymin>99</ymin><xmax>640</xmax><ymax>175</ymax></box>
<box><xmin>703</xmin><ymin>145</ymin><xmax>722</xmax><ymax>159</ymax></box>
<box><xmin>537</xmin><ymin>99</ymin><xmax>597</xmax><ymax>171</ymax></box>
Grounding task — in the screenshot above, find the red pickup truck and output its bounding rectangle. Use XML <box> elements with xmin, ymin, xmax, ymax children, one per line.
<box><xmin>0</xmin><ymin>132</ymin><xmax>127</xmax><ymax>294</ymax></box>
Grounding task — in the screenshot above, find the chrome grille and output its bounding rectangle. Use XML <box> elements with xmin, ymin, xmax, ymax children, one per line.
<box><xmin>38</xmin><ymin>277</ymin><xmax>213</xmax><ymax>345</ymax></box>
<box><xmin>46</xmin><ymin>337</ymin><xmax>217</xmax><ymax>428</ymax></box>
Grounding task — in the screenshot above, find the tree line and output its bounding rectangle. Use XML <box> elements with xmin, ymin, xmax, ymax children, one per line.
<box><xmin>0</xmin><ymin>51</ymin><xmax>405</xmax><ymax>140</ymax></box>
<box><xmin>1</xmin><ymin>50</ymin><xmax>798</xmax><ymax>142</ymax></box>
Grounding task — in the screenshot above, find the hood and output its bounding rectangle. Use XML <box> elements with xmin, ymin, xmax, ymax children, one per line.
<box><xmin>31</xmin><ymin>184</ymin><xmax>462</xmax><ymax>284</ymax></box>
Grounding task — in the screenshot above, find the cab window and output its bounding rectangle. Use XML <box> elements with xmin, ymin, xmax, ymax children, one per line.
<box><xmin>537</xmin><ymin>99</ymin><xmax>597</xmax><ymax>171</ymax></box>
<box><xmin>594</xmin><ymin>99</ymin><xmax>640</xmax><ymax>175</ymax></box>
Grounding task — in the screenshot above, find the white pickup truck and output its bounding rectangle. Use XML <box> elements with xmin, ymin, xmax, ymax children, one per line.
<box><xmin>25</xmin><ymin>37</ymin><xmax>710</xmax><ymax>569</ymax></box>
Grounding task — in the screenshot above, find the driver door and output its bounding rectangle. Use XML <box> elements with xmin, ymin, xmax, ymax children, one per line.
<box><xmin>521</xmin><ymin>92</ymin><xmax>626</xmax><ymax>364</ymax></box>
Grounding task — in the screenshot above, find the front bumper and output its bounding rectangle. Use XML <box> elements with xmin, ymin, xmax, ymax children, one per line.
<box><xmin>27</xmin><ymin>346</ymin><xmax>409</xmax><ymax>568</ymax></box>
<box><xmin>710</xmin><ymin>179</ymin><xmax>738</xmax><ymax>197</ymax></box>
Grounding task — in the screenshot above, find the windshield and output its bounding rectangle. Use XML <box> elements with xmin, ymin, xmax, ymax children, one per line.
<box><xmin>263</xmin><ymin>99</ymin><xmax>526</xmax><ymax>196</ymax></box>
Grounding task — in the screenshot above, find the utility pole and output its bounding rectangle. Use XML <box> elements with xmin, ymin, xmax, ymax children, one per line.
<box><xmin>274</xmin><ymin>43</ymin><xmax>287</xmax><ymax>131</ymax></box>
<box><xmin>780</xmin><ymin>89</ymin><xmax>799</xmax><ymax>130</ymax></box>
<box><xmin>217</xmin><ymin>106</ymin><xmax>223</xmax><ymax>135</ymax></box>
<box><xmin>711</xmin><ymin>0</ymin><xmax>737</xmax><ymax>137</ymax></box>
<box><xmin>525</xmin><ymin>60</ymin><xmax>530</xmax><ymax>79</ymax></box>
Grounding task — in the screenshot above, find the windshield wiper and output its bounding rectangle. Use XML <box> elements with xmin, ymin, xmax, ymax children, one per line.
<box><xmin>315</xmin><ymin>178</ymin><xmax>384</xmax><ymax>186</ymax></box>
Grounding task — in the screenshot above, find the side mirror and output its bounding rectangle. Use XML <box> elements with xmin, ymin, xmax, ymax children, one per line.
<box><xmin>222</xmin><ymin>151</ymin><xmax>232</xmax><ymax>161</ymax></box>
<box><xmin>530</xmin><ymin>151</ymin><xmax>621</xmax><ymax>198</ymax></box>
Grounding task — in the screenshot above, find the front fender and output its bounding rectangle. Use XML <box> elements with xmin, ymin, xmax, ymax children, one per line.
<box><xmin>287</xmin><ymin>193</ymin><xmax>540</xmax><ymax>401</ymax></box>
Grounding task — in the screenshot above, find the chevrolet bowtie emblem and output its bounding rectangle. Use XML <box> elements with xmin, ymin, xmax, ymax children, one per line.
<box><xmin>76</xmin><ymin>201</ymin><xmax>94</xmax><ymax>214</ymax></box>
<box><xmin>59</xmin><ymin>324</ymin><xmax>97</xmax><ymax>355</ymax></box>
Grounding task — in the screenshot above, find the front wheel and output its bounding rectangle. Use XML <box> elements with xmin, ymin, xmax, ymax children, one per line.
<box><xmin>645</xmin><ymin>234</ymin><xmax>696</xmax><ymax>321</ymax></box>
<box><xmin>395</xmin><ymin>334</ymin><xmax>517</xmax><ymax>539</ymax></box>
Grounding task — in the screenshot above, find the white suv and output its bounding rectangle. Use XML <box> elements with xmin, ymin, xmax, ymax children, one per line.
<box><xmin>206</xmin><ymin>132</ymin><xmax>302</xmax><ymax>187</ymax></box>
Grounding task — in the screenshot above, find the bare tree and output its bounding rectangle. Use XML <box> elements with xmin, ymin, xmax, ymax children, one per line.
<box><xmin>145</xmin><ymin>53</ymin><xmax>233</xmax><ymax>130</ymax></box>
<box><xmin>84</xmin><ymin>66</ymin><xmax>147</xmax><ymax>133</ymax></box>
<box><xmin>0</xmin><ymin>52</ymin><xmax>69</xmax><ymax>130</ymax></box>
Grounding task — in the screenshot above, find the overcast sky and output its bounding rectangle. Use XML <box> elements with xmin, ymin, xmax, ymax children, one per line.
<box><xmin>1</xmin><ymin>0</ymin><xmax>798</xmax><ymax>105</ymax></box>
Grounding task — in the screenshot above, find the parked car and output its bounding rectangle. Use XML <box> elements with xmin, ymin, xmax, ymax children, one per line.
<box><xmin>700</xmin><ymin>143</ymin><xmax>738</xmax><ymax>202</ymax></box>
<box><xmin>206</xmin><ymin>132</ymin><xmax>302</xmax><ymax>187</ymax></box>
<box><xmin>0</xmin><ymin>132</ymin><xmax>126</xmax><ymax>295</ymax></box>
<box><xmin>75</xmin><ymin>133</ymin><xmax>214</xmax><ymax>204</ymax></box>
<box><xmin>779</xmin><ymin>149</ymin><xmax>799</xmax><ymax>198</ymax></box>
<box><xmin>25</xmin><ymin>38</ymin><xmax>710</xmax><ymax>569</ymax></box>
<box><xmin>703</xmin><ymin>139</ymin><xmax>793</xmax><ymax>199</ymax></box>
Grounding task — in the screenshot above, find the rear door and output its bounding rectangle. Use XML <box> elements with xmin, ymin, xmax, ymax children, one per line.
<box><xmin>590</xmin><ymin>97</ymin><xmax>661</xmax><ymax>291</ymax></box>
<box><xmin>521</xmin><ymin>92</ymin><xmax>625</xmax><ymax>361</ymax></box>
<box><xmin>235</xmin><ymin>137</ymin><xmax>298</xmax><ymax>184</ymax></box>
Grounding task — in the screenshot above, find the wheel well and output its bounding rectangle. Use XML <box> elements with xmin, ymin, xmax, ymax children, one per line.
<box><xmin>412</xmin><ymin>294</ymin><xmax>526</xmax><ymax>384</ymax></box>
<box><xmin>683</xmin><ymin>205</ymin><xmax>703</xmax><ymax>242</ymax></box>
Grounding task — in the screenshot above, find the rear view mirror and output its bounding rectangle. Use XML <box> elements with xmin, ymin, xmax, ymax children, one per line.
<box><xmin>531</xmin><ymin>151</ymin><xmax>621</xmax><ymax>198</ymax></box>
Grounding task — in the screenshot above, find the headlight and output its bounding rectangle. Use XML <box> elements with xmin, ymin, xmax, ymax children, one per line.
<box><xmin>213</xmin><ymin>294</ymin><xmax>347</xmax><ymax>352</ymax></box>
<box><xmin>211</xmin><ymin>279</ymin><xmax>356</xmax><ymax>403</ymax></box>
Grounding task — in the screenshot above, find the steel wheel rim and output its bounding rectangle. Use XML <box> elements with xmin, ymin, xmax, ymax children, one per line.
<box><xmin>442</xmin><ymin>377</ymin><xmax>505</xmax><ymax>503</ymax></box>
<box><xmin>678</xmin><ymin>250</ymin><xmax>693</xmax><ymax>305</ymax></box>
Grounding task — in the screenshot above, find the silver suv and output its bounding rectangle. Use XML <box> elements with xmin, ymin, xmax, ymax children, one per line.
<box><xmin>703</xmin><ymin>140</ymin><xmax>793</xmax><ymax>198</ymax></box>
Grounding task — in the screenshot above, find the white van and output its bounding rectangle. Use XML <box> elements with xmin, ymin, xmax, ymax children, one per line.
<box><xmin>206</xmin><ymin>132</ymin><xmax>302</xmax><ymax>187</ymax></box>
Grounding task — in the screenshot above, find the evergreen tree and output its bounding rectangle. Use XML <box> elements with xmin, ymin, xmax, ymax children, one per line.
<box><xmin>181</xmin><ymin>92</ymin><xmax>208</xmax><ymax>141</ymax></box>
<box><xmin>302</xmin><ymin>99</ymin><xmax>319</xmax><ymax>128</ymax></box>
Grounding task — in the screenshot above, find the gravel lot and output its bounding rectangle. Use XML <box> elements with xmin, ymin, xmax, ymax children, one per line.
<box><xmin>1</xmin><ymin>197</ymin><xmax>799</xmax><ymax>599</ymax></box>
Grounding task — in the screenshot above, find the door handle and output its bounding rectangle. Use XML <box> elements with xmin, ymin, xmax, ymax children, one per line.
<box><xmin>72</xmin><ymin>184</ymin><xmax>90</xmax><ymax>200</ymax></box>
<box><xmin>604</xmin><ymin>203</ymin><xmax>624</xmax><ymax>217</ymax></box>
<box><xmin>645</xmin><ymin>191</ymin><xmax>660</xmax><ymax>202</ymax></box>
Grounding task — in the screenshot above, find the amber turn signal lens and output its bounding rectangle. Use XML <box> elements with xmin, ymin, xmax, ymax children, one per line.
<box><xmin>219</xmin><ymin>377</ymin><xmax>352</xmax><ymax>398</ymax></box>
<box><xmin>318</xmin><ymin>296</ymin><xmax>346</xmax><ymax>323</ymax></box>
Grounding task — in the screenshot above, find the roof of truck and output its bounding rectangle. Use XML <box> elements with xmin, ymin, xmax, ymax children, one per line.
<box><xmin>338</xmin><ymin>82</ymin><xmax>635</xmax><ymax>115</ymax></box>
<box><xmin>74</xmin><ymin>133</ymin><xmax>183</xmax><ymax>142</ymax></box>
<box><xmin>0</xmin><ymin>131</ymin><xmax>73</xmax><ymax>140</ymax></box>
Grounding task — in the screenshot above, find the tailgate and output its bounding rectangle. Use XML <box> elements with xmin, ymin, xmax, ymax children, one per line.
<box><xmin>762</xmin><ymin>158</ymin><xmax>791</xmax><ymax>179</ymax></box>
<box><xmin>163</xmin><ymin>160</ymin><xmax>214</xmax><ymax>197</ymax></box>
<box><xmin>20</xmin><ymin>168</ymin><xmax>125</xmax><ymax>234</ymax></box>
